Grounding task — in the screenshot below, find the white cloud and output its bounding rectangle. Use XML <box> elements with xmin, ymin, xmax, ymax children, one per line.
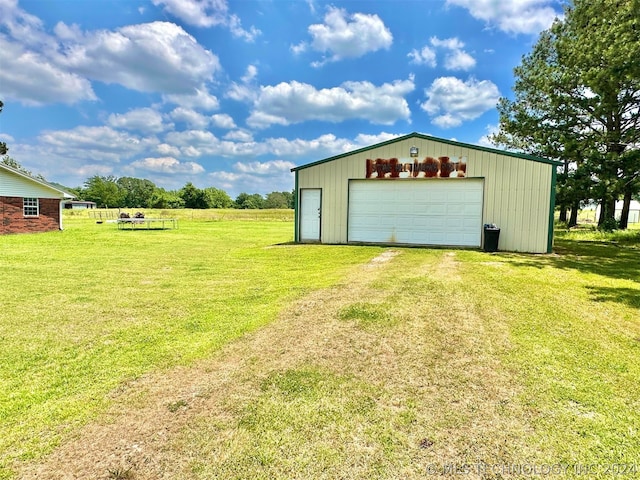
<box><xmin>477</xmin><ymin>124</ymin><xmax>499</xmax><ymax>147</ymax></box>
<box><xmin>227</xmin><ymin>13</ymin><xmax>261</xmax><ymax>42</ymax></box>
<box><xmin>430</xmin><ymin>37</ymin><xmax>464</xmax><ymax>50</ymax></box>
<box><xmin>297</xmin><ymin>6</ymin><xmax>393</xmax><ymax>65</ymax></box>
<box><xmin>247</xmin><ymin>77</ymin><xmax>415</xmax><ymax>128</ymax></box>
<box><xmin>151</xmin><ymin>0</ymin><xmax>260</xmax><ymax>41</ymax></box>
<box><xmin>226</xmin><ymin>64</ymin><xmax>259</xmax><ymax>102</ymax></box>
<box><xmin>421</xmin><ymin>76</ymin><xmax>500</xmax><ymax>128</ymax></box>
<box><xmin>408</xmin><ymin>36</ymin><xmax>475</xmax><ymax>71</ymax></box>
<box><xmin>212</xmin><ymin>160</ymin><xmax>295</xmax><ymax>197</ymax></box>
<box><xmin>108</xmin><ymin>108</ymin><xmax>167</xmax><ymax>133</ymax></box>
<box><xmin>0</xmin><ymin>0</ymin><xmax>52</xmax><ymax>50</ymax></box>
<box><xmin>234</xmin><ymin>160</ymin><xmax>296</xmax><ymax>175</ymax></box>
<box><xmin>158</xmin><ymin>129</ymin><xmax>396</xmax><ymax>162</ymax></box>
<box><xmin>211</xmin><ymin>114</ymin><xmax>237</xmax><ymax>129</ymax></box>
<box><xmin>61</xmin><ymin>22</ymin><xmax>220</xmax><ymax>94</ymax></box>
<box><xmin>38</xmin><ymin>125</ymin><xmax>158</xmax><ymax>162</ymax></box>
<box><xmin>164</xmin><ymin>129</ymin><xmax>218</xmax><ymax>151</ymax></box>
<box><xmin>446</xmin><ymin>0</ymin><xmax>561</xmax><ymax>34</ymax></box>
<box><xmin>444</xmin><ymin>49</ymin><xmax>476</xmax><ymax>71</ymax></box>
<box><xmin>164</xmin><ymin>129</ymin><xmax>258</xmax><ymax>158</ymax></box>
<box><xmin>151</xmin><ymin>0</ymin><xmax>228</xmax><ymax>28</ymax></box>
<box><xmin>226</xmin><ymin>83</ymin><xmax>257</xmax><ymax>102</ymax></box>
<box><xmin>263</xmin><ymin>134</ymin><xmax>351</xmax><ymax>157</ymax></box>
<box><xmin>163</xmin><ymin>87</ymin><xmax>220</xmax><ymax>111</ymax></box>
<box><xmin>354</xmin><ymin>132</ymin><xmax>403</xmax><ymax>146</ymax></box>
<box><xmin>224</xmin><ymin>130</ymin><xmax>253</xmax><ymax>142</ymax></box>
<box><xmin>241</xmin><ymin>64</ymin><xmax>258</xmax><ymax>83</ymax></box>
<box><xmin>0</xmin><ymin>36</ymin><xmax>96</xmax><ymax>105</ymax></box>
<box><xmin>0</xmin><ymin>132</ymin><xmax>15</xmax><ymax>143</ymax></box>
<box><xmin>130</xmin><ymin>156</ymin><xmax>205</xmax><ymax>174</ymax></box>
<box><xmin>53</xmin><ymin>21</ymin><xmax>83</xmax><ymax>41</ymax></box>
<box><xmin>290</xmin><ymin>42</ymin><xmax>307</xmax><ymax>55</ymax></box>
<box><xmin>408</xmin><ymin>46</ymin><xmax>437</xmax><ymax>67</ymax></box>
<box><xmin>430</xmin><ymin>36</ymin><xmax>476</xmax><ymax>71</ymax></box>
<box><xmin>156</xmin><ymin>143</ymin><xmax>181</xmax><ymax>157</ymax></box>
<box><xmin>305</xmin><ymin>0</ymin><xmax>317</xmax><ymax>14</ymax></box>
<box><xmin>169</xmin><ymin>107</ymin><xmax>210</xmax><ymax>128</ymax></box>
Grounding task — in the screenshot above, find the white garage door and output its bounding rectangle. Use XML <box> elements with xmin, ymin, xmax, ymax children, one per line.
<box><xmin>348</xmin><ymin>179</ymin><xmax>484</xmax><ymax>246</ymax></box>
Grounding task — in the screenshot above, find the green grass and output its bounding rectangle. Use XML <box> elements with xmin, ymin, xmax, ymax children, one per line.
<box><xmin>338</xmin><ymin>302</ymin><xmax>398</xmax><ymax>329</ymax></box>
<box><xmin>0</xmin><ymin>212</ymin><xmax>381</xmax><ymax>478</ymax></box>
<box><xmin>2</xmin><ymin>214</ymin><xmax>640</xmax><ymax>479</ymax></box>
<box><xmin>177</xmin><ymin>229</ymin><xmax>640</xmax><ymax>479</ymax></box>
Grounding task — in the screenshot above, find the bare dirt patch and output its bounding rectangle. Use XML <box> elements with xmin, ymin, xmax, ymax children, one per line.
<box><xmin>16</xmin><ymin>249</ymin><xmax>534</xmax><ymax>480</ymax></box>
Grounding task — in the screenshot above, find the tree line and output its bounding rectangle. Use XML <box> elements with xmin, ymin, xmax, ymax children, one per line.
<box><xmin>69</xmin><ymin>176</ymin><xmax>294</xmax><ymax>210</ymax></box>
<box><xmin>492</xmin><ymin>0</ymin><xmax>639</xmax><ymax>230</ymax></box>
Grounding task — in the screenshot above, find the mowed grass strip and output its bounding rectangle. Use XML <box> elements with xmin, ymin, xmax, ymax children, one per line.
<box><xmin>165</xmin><ymin>236</ymin><xmax>639</xmax><ymax>479</ymax></box>
<box><xmin>0</xmin><ymin>214</ymin><xmax>382</xmax><ymax>478</ymax></box>
<box><xmin>172</xmin><ymin>250</ymin><xmax>533</xmax><ymax>479</ymax></box>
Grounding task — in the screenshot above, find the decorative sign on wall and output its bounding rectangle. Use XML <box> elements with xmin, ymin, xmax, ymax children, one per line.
<box><xmin>365</xmin><ymin>157</ymin><xmax>467</xmax><ymax>179</ymax></box>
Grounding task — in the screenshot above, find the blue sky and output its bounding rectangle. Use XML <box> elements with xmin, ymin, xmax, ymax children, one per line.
<box><xmin>0</xmin><ymin>0</ymin><xmax>564</xmax><ymax>197</ymax></box>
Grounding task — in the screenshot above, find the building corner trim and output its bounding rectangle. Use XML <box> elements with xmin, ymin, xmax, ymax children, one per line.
<box><xmin>547</xmin><ymin>164</ymin><xmax>558</xmax><ymax>253</ymax></box>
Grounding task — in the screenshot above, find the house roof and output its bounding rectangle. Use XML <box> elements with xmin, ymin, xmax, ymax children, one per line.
<box><xmin>0</xmin><ymin>163</ymin><xmax>75</xmax><ymax>198</ymax></box>
<box><xmin>291</xmin><ymin>132</ymin><xmax>561</xmax><ymax>172</ymax></box>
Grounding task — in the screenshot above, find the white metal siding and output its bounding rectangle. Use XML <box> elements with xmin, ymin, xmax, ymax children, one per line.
<box><xmin>348</xmin><ymin>179</ymin><xmax>483</xmax><ymax>246</ymax></box>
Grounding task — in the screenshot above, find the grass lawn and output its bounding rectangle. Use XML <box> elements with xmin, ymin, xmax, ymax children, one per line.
<box><xmin>2</xmin><ymin>212</ymin><xmax>639</xmax><ymax>479</ymax></box>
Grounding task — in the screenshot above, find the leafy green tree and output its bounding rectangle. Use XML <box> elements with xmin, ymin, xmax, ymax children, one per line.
<box><xmin>235</xmin><ymin>192</ymin><xmax>264</xmax><ymax>209</ymax></box>
<box><xmin>180</xmin><ymin>182</ymin><xmax>210</xmax><ymax>209</ymax></box>
<box><xmin>149</xmin><ymin>188</ymin><xmax>184</xmax><ymax>209</ymax></box>
<box><xmin>66</xmin><ymin>186</ymin><xmax>86</xmax><ymax>200</ymax></box>
<box><xmin>204</xmin><ymin>187</ymin><xmax>233</xmax><ymax>208</ymax></box>
<box><xmin>264</xmin><ymin>191</ymin><xmax>293</xmax><ymax>209</ymax></box>
<box><xmin>117</xmin><ymin>177</ymin><xmax>156</xmax><ymax>208</ymax></box>
<box><xmin>84</xmin><ymin>175</ymin><xmax>124</xmax><ymax>208</ymax></box>
<box><xmin>492</xmin><ymin>0</ymin><xmax>640</xmax><ymax>228</ymax></box>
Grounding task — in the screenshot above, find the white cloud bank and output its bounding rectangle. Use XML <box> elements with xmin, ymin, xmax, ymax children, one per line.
<box><xmin>60</xmin><ymin>21</ymin><xmax>220</xmax><ymax>94</ymax></box>
<box><xmin>293</xmin><ymin>6</ymin><xmax>393</xmax><ymax>66</ymax></box>
<box><xmin>151</xmin><ymin>0</ymin><xmax>260</xmax><ymax>41</ymax></box>
<box><xmin>247</xmin><ymin>77</ymin><xmax>415</xmax><ymax>128</ymax></box>
<box><xmin>108</xmin><ymin>108</ymin><xmax>168</xmax><ymax>134</ymax></box>
<box><xmin>130</xmin><ymin>156</ymin><xmax>205</xmax><ymax>174</ymax></box>
<box><xmin>421</xmin><ymin>76</ymin><xmax>500</xmax><ymax>128</ymax></box>
<box><xmin>408</xmin><ymin>36</ymin><xmax>476</xmax><ymax>71</ymax></box>
<box><xmin>446</xmin><ymin>0</ymin><xmax>561</xmax><ymax>35</ymax></box>
<box><xmin>0</xmin><ymin>0</ymin><xmax>222</xmax><ymax>104</ymax></box>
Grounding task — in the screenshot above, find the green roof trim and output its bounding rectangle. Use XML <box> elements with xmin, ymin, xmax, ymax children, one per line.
<box><xmin>290</xmin><ymin>132</ymin><xmax>562</xmax><ymax>172</ymax></box>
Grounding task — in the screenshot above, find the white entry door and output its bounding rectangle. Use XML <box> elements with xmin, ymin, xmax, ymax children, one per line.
<box><xmin>348</xmin><ymin>179</ymin><xmax>484</xmax><ymax>247</ymax></box>
<box><xmin>300</xmin><ymin>188</ymin><xmax>321</xmax><ymax>242</ymax></box>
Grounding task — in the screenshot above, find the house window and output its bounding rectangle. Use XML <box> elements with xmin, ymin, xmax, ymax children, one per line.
<box><xmin>23</xmin><ymin>197</ymin><xmax>39</xmax><ymax>217</ymax></box>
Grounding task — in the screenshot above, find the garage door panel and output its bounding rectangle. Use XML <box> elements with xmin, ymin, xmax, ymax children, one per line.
<box><xmin>348</xmin><ymin>180</ymin><xmax>483</xmax><ymax>247</ymax></box>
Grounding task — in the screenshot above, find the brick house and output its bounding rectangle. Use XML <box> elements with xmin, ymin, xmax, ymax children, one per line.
<box><xmin>1</xmin><ymin>163</ymin><xmax>74</xmax><ymax>234</ymax></box>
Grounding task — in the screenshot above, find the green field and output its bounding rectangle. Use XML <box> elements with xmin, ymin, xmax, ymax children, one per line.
<box><xmin>1</xmin><ymin>212</ymin><xmax>639</xmax><ymax>479</ymax></box>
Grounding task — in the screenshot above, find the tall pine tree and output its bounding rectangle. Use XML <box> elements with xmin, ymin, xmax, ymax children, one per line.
<box><xmin>493</xmin><ymin>0</ymin><xmax>640</xmax><ymax>228</ymax></box>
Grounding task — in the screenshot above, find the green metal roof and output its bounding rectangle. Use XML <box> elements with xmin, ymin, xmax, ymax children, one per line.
<box><xmin>290</xmin><ymin>132</ymin><xmax>561</xmax><ymax>172</ymax></box>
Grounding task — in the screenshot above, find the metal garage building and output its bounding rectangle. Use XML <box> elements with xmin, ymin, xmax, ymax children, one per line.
<box><xmin>291</xmin><ymin>132</ymin><xmax>559</xmax><ymax>253</ymax></box>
